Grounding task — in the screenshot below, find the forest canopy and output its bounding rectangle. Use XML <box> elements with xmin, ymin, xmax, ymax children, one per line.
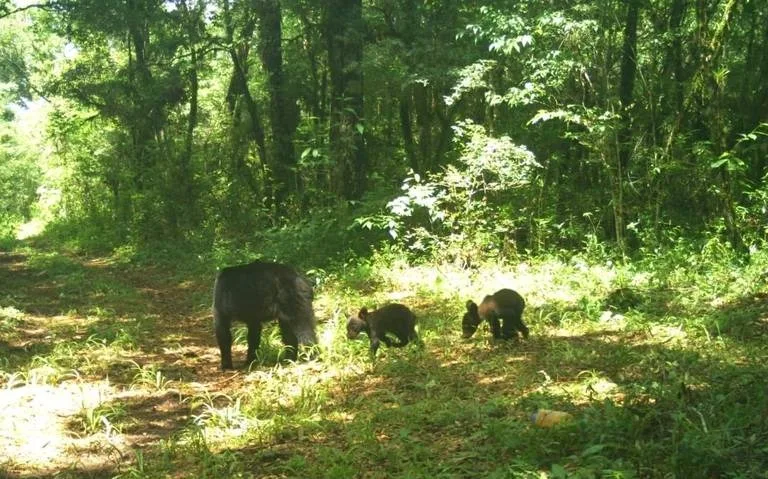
<box><xmin>1</xmin><ymin>0</ymin><xmax>767</xmax><ymax>263</ymax></box>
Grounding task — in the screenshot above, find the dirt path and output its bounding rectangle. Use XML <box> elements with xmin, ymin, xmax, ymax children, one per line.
<box><xmin>0</xmin><ymin>250</ymin><xmax>237</xmax><ymax>478</ymax></box>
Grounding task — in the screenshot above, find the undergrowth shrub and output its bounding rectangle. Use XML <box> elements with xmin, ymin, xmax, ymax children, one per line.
<box><xmin>355</xmin><ymin>120</ymin><xmax>541</xmax><ymax>263</ymax></box>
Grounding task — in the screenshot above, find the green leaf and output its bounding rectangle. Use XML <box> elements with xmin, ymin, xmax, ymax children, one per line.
<box><xmin>581</xmin><ymin>444</ymin><xmax>606</xmax><ymax>456</ymax></box>
<box><xmin>710</xmin><ymin>158</ymin><xmax>729</xmax><ymax>169</ymax></box>
<box><xmin>551</xmin><ymin>464</ymin><xmax>568</xmax><ymax>478</ymax></box>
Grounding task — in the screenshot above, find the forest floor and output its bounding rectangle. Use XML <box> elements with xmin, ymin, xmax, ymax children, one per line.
<box><xmin>1</xmin><ymin>243</ymin><xmax>767</xmax><ymax>478</ymax></box>
<box><xmin>0</xmin><ymin>248</ymin><xmax>229</xmax><ymax>476</ymax></box>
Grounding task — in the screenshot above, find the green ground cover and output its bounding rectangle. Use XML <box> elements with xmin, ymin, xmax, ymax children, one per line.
<box><xmin>1</xmin><ymin>241</ymin><xmax>767</xmax><ymax>478</ymax></box>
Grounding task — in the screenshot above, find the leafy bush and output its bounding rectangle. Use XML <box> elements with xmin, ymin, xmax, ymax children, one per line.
<box><xmin>356</xmin><ymin>120</ymin><xmax>541</xmax><ymax>263</ymax></box>
<box><xmin>0</xmin><ymin>129</ymin><xmax>42</xmax><ymax>242</ymax></box>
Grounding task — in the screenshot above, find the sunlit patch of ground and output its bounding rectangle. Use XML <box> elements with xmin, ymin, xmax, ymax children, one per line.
<box><xmin>15</xmin><ymin>219</ymin><xmax>47</xmax><ymax>241</ymax></box>
<box><xmin>0</xmin><ymin>381</ymin><xmax>125</xmax><ymax>475</ymax></box>
<box><xmin>0</xmin><ymin>250</ymin><xmax>225</xmax><ymax>477</ymax></box>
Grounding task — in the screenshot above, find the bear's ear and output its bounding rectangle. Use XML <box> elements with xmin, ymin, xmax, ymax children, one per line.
<box><xmin>358</xmin><ymin>307</ymin><xmax>369</xmax><ymax>319</ymax></box>
<box><xmin>465</xmin><ymin>300</ymin><xmax>476</xmax><ymax>311</ymax></box>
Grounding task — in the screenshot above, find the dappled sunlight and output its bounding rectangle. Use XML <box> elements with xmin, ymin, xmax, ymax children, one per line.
<box><xmin>325</xmin><ymin>410</ymin><xmax>356</xmax><ymax>423</ymax></box>
<box><xmin>2</xmin><ymin>247</ymin><xmax>768</xmax><ymax>476</ymax></box>
<box><xmin>380</xmin><ymin>262</ymin><xmax>473</xmax><ymax>300</ymax></box>
<box><xmin>84</xmin><ymin>257</ymin><xmax>118</xmax><ymax>269</ymax></box>
<box><xmin>649</xmin><ymin>324</ymin><xmax>687</xmax><ymax>343</ymax></box>
<box><xmin>15</xmin><ymin>219</ymin><xmax>46</xmax><ymax>241</ymax></box>
<box><xmin>584</xmin><ymin>376</ymin><xmax>618</xmax><ymax>395</ymax></box>
<box><xmin>176</xmin><ymin>279</ymin><xmax>199</xmax><ymax>290</ymax></box>
<box><xmin>0</xmin><ymin>381</ymin><xmax>119</xmax><ymax>474</ymax></box>
<box><xmin>375</xmin><ymin>257</ymin><xmax>632</xmax><ymax>320</ymax></box>
<box><xmin>532</xmin><ymin>372</ymin><xmax>621</xmax><ymax>406</ymax></box>
<box><xmin>0</xmin><ymin>249</ymin><xmax>238</xmax><ymax>475</ymax></box>
<box><xmin>476</xmin><ymin>374</ymin><xmax>508</xmax><ymax>386</ymax></box>
<box><xmin>504</xmin><ymin>355</ymin><xmax>530</xmax><ymax>363</ymax></box>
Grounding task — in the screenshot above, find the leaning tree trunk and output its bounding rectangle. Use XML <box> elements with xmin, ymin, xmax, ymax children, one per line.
<box><xmin>223</xmin><ymin>0</ymin><xmax>268</xmax><ymax>199</ymax></box>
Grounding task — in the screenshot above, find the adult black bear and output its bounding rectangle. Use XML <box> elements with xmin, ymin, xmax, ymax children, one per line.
<box><xmin>347</xmin><ymin>303</ymin><xmax>418</xmax><ymax>357</ymax></box>
<box><xmin>462</xmin><ymin>288</ymin><xmax>529</xmax><ymax>340</ymax></box>
<box><xmin>213</xmin><ymin>261</ymin><xmax>317</xmax><ymax>370</ymax></box>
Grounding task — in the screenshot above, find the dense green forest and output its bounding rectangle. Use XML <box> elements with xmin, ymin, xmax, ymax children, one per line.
<box><xmin>1</xmin><ymin>1</ymin><xmax>768</xmax><ymax>478</ymax></box>
<box><xmin>1</xmin><ymin>0</ymin><xmax>765</xmax><ymax>260</ymax></box>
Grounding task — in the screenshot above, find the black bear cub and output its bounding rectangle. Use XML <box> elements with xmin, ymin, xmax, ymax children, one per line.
<box><xmin>347</xmin><ymin>303</ymin><xmax>418</xmax><ymax>357</ymax></box>
<box><xmin>462</xmin><ymin>288</ymin><xmax>529</xmax><ymax>340</ymax></box>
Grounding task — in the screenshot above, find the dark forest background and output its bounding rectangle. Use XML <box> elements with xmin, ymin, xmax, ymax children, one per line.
<box><xmin>1</xmin><ymin>0</ymin><xmax>767</xmax><ymax>265</ymax></box>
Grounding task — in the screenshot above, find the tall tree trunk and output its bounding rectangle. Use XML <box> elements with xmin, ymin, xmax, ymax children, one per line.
<box><xmin>295</xmin><ymin>6</ymin><xmax>330</xmax><ymax>206</ymax></box>
<box><xmin>613</xmin><ymin>0</ymin><xmax>640</xmax><ymax>252</ymax></box>
<box><xmin>184</xmin><ymin>46</ymin><xmax>198</xmax><ymax>199</ymax></box>
<box><xmin>325</xmin><ymin>0</ymin><xmax>367</xmax><ymax>200</ymax></box>
<box><xmin>665</xmin><ymin>0</ymin><xmax>687</xmax><ymax>113</ymax></box>
<box><xmin>173</xmin><ymin>0</ymin><xmax>202</xmax><ymax>232</ymax></box>
<box><xmin>126</xmin><ymin>0</ymin><xmax>155</xmax><ymax>192</ymax></box>
<box><xmin>414</xmin><ymin>82</ymin><xmax>432</xmax><ymax>172</ymax></box>
<box><xmin>432</xmin><ymin>86</ymin><xmax>453</xmax><ymax>170</ymax></box>
<box><xmin>749</xmin><ymin>17</ymin><xmax>768</xmax><ymax>183</ymax></box>
<box><xmin>399</xmin><ymin>87</ymin><xmax>418</xmax><ymax>172</ymax></box>
<box><xmin>704</xmin><ymin>0</ymin><xmax>744</xmax><ymax>253</ymax></box>
<box><xmin>257</xmin><ymin>0</ymin><xmax>299</xmax><ymax>213</ymax></box>
<box><xmin>297</xmin><ymin>9</ymin><xmax>324</xmax><ymax>123</ymax></box>
<box><xmin>617</xmin><ymin>0</ymin><xmax>639</xmax><ymax>172</ymax></box>
<box><xmin>397</xmin><ymin>0</ymin><xmax>418</xmax><ymax>173</ymax></box>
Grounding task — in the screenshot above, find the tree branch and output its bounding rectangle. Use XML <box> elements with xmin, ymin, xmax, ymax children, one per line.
<box><xmin>0</xmin><ymin>2</ymin><xmax>56</xmax><ymax>20</ymax></box>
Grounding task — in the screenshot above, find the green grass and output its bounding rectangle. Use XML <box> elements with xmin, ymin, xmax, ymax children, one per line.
<box><xmin>1</xmin><ymin>243</ymin><xmax>767</xmax><ymax>478</ymax></box>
